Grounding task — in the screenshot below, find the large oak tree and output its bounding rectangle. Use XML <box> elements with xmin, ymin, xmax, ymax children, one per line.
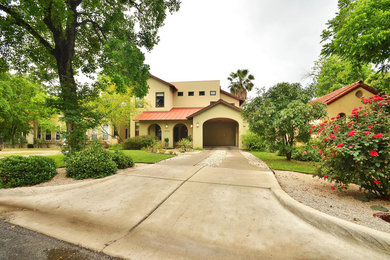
<box><xmin>0</xmin><ymin>0</ymin><xmax>180</xmax><ymax>152</ymax></box>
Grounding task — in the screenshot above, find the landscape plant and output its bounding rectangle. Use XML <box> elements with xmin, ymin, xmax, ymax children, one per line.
<box><xmin>0</xmin><ymin>156</ymin><xmax>57</xmax><ymax>188</ymax></box>
<box><xmin>177</xmin><ymin>138</ymin><xmax>192</xmax><ymax>152</ymax></box>
<box><xmin>111</xmin><ymin>151</ymin><xmax>134</xmax><ymax>169</ymax></box>
<box><xmin>311</xmin><ymin>94</ymin><xmax>390</xmax><ymax>198</ymax></box>
<box><xmin>66</xmin><ymin>142</ymin><xmax>117</xmax><ymax>179</ymax></box>
<box><xmin>122</xmin><ymin>135</ymin><xmax>156</xmax><ymax>150</ymax></box>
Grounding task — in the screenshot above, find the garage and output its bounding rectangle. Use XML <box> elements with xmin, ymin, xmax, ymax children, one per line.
<box><xmin>203</xmin><ymin>118</ymin><xmax>238</xmax><ymax>147</ymax></box>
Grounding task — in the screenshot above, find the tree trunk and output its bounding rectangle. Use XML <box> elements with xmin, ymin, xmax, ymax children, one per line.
<box><xmin>286</xmin><ymin>151</ymin><xmax>292</xmax><ymax>161</ymax></box>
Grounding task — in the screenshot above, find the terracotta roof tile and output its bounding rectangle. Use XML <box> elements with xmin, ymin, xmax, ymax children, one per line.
<box><xmin>311</xmin><ymin>81</ymin><xmax>378</xmax><ymax>105</ymax></box>
<box><xmin>134</xmin><ymin>107</ymin><xmax>203</xmax><ymax>121</ymax></box>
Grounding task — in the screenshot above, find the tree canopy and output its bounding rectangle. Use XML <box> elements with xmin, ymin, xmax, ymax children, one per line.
<box><xmin>0</xmin><ymin>0</ymin><xmax>180</xmax><ymax>152</ymax></box>
<box><xmin>321</xmin><ymin>0</ymin><xmax>390</xmax><ymax>72</ymax></box>
<box><xmin>227</xmin><ymin>69</ymin><xmax>255</xmax><ymax>100</ymax></box>
<box><xmin>310</xmin><ymin>55</ymin><xmax>373</xmax><ymax>97</ymax></box>
<box><xmin>243</xmin><ymin>82</ymin><xmax>326</xmax><ymax>160</ymax></box>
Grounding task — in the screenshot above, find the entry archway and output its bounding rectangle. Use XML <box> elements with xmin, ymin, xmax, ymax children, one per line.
<box><xmin>203</xmin><ymin>118</ymin><xmax>238</xmax><ymax>147</ymax></box>
<box><xmin>173</xmin><ymin>124</ymin><xmax>188</xmax><ymax>143</ymax></box>
<box><xmin>148</xmin><ymin>124</ymin><xmax>162</xmax><ymax>140</ymax></box>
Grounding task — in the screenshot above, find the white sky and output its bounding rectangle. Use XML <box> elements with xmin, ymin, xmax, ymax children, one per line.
<box><xmin>144</xmin><ymin>0</ymin><xmax>339</xmax><ymax>97</ymax></box>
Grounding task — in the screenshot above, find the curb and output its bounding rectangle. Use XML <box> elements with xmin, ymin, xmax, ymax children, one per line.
<box><xmin>271</xmin><ymin>184</ymin><xmax>390</xmax><ymax>254</ymax></box>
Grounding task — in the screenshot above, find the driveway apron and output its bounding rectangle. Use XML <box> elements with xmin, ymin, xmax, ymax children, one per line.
<box><xmin>0</xmin><ymin>150</ymin><xmax>389</xmax><ymax>259</ymax></box>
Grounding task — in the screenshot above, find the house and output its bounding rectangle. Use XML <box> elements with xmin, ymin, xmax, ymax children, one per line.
<box><xmin>311</xmin><ymin>81</ymin><xmax>379</xmax><ymax>118</ymax></box>
<box><xmin>124</xmin><ymin>74</ymin><xmax>248</xmax><ymax>148</ymax></box>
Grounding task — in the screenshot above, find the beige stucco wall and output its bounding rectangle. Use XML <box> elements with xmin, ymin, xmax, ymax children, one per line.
<box><xmin>326</xmin><ymin>87</ymin><xmax>375</xmax><ymax>118</ymax></box>
<box><xmin>192</xmin><ymin>103</ymin><xmax>247</xmax><ymax>149</ymax></box>
<box><xmin>220</xmin><ymin>92</ymin><xmax>239</xmax><ymax>107</ymax></box>
<box><xmin>171</xmin><ymin>80</ymin><xmax>221</xmax><ymax>107</ymax></box>
<box><xmin>138</xmin><ymin>120</ymin><xmax>193</xmax><ymax>147</ymax></box>
<box><xmin>143</xmin><ymin>77</ymin><xmax>175</xmax><ymax>111</ymax></box>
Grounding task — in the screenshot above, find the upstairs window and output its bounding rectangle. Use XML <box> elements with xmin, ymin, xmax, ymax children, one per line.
<box><xmin>210</xmin><ymin>90</ymin><xmax>216</xmax><ymax>96</ymax></box>
<box><xmin>178</xmin><ymin>92</ymin><xmax>183</xmax><ymax>96</ymax></box>
<box><xmin>199</xmin><ymin>91</ymin><xmax>205</xmax><ymax>96</ymax></box>
<box><xmin>156</xmin><ymin>92</ymin><xmax>164</xmax><ymax>107</ymax></box>
<box><xmin>188</xmin><ymin>91</ymin><xmax>194</xmax><ymax>96</ymax></box>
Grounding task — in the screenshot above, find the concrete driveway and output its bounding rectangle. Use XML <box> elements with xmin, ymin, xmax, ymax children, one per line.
<box><xmin>0</xmin><ymin>150</ymin><xmax>389</xmax><ymax>259</ymax></box>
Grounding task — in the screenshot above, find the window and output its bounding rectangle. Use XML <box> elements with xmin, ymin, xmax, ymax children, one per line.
<box><xmin>55</xmin><ymin>132</ymin><xmax>61</xmax><ymax>141</ymax></box>
<box><xmin>199</xmin><ymin>91</ymin><xmax>205</xmax><ymax>96</ymax></box>
<box><xmin>125</xmin><ymin>128</ymin><xmax>129</xmax><ymax>139</ymax></box>
<box><xmin>210</xmin><ymin>91</ymin><xmax>216</xmax><ymax>96</ymax></box>
<box><xmin>45</xmin><ymin>130</ymin><xmax>52</xmax><ymax>141</ymax></box>
<box><xmin>114</xmin><ymin>126</ymin><xmax>118</xmax><ymax>137</ymax></box>
<box><xmin>188</xmin><ymin>91</ymin><xmax>194</xmax><ymax>96</ymax></box>
<box><xmin>355</xmin><ymin>90</ymin><xmax>363</xmax><ymax>98</ymax></box>
<box><xmin>178</xmin><ymin>92</ymin><xmax>183</xmax><ymax>96</ymax></box>
<box><xmin>156</xmin><ymin>92</ymin><xmax>164</xmax><ymax>107</ymax></box>
<box><xmin>338</xmin><ymin>113</ymin><xmax>346</xmax><ymax>119</ymax></box>
<box><xmin>37</xmin><ymin>127</ymin><xmax>42</xmax><ymax>139</ymax></box>
<box><xmin>91</xmin><ymin>128</ymin><xmax>98</xmax><ymax>140</ymax></box>
<box><xmin>102</xmin><ymin>125</ymin><xmax>110</xmax><ymax>141</ymax></box>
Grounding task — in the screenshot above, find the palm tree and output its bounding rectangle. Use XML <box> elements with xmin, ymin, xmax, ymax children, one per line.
<box><xmin>227</xmin><ymin>69</ymin><xmax>255</xmax><ymax>100</ymax></box>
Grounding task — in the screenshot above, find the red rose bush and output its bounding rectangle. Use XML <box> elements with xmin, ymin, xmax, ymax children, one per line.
<box><xmin>311</xmin><ymin>94</ymin><xmax>390</xmax><ymax>198</ymax></box>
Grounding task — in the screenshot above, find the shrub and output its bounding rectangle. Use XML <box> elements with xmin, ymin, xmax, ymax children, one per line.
<box><xmin>177</xmin><ymin>138</ymin><xmax>192</xmax><ymax>152</ymax></box>
<box><xmin>109</xmin><ymin>143</ymin><xmax>123</xmax><ymax>151</ymax></box>
<box><xmin>292</xmin><ymin>140</ymin><xmax>322</xmax><ymax>162</ymax></box>
<box><xmin>111</xmin><ymin>151</ymin><xmax>134</xmax><ymax>169</ymax></box>
<box><xmin>122</xmin><ymin>135</ymin><xmax>156</xmax><ymax>150</ymax></box>
<box><xmin>27</xmin><ymin>144</ymin><xmax>34</xmax><ymax>148</ymax></box>
<box><xmin>312</xmin><ymin>94</ymin><xmax>390</xmax><ymax>198</ymax></box>
<box><xmin>66</xmin><ymin>145</ymin><xmax>117</xmax><ymax>179</ymax></box>
<box><xmin>242</xmin><ymin>131</ymin><xmax>266</xmax><ymax>151</ymax></box>
<box><xmin>0</xmin><ymin>156</ymin><xmax>57</xmax><ymax>188</ymax></box>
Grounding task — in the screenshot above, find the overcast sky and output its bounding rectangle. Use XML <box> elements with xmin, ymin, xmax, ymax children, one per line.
<box><xmin>144</xmin><ymin>0</ymin><xmax>339</xmax><ymax>96</ymax></box>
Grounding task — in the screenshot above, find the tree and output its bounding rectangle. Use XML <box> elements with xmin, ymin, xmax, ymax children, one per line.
<box><xmin>321</xmin><ymin>0</ymin><xmax>390</xmax><ymax>72</ymax></box>
<box><xmin>0</xmin><ymin>73</ymin><xmax>55</xmax><ymax>147</ymax></box>
<box><xmin>310</xmin><ymin>55</ymin><xmax>373</xmax><ymax>97</ymax></box>
<box><xmin>91</xmin><ymin>76</ymin><xmax>145</xmax><ymax>141</ymax></box>
<box><xmin>227</xmin><ymin>69</ymin><xmax>255</xmax><ymax>99</ymax></box>
<box><xmin>243</xmin><ymin>82</ymin><xmax>326</xmax><ymax>160</ymax></box>
<box><xmin>0</xmin><ymin>0</ymin><xmax>180</xmax><ymax>153</ymax></box>
<box><xmin>366</xmin><ymin>72</ymin><xmax>390</xmax><ymax>94</ymax></box>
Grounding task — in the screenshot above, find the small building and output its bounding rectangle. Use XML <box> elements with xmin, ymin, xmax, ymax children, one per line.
<box><xmin>128</xmin><ymin>74</ymin><xmax>248</xmax><ymax>148</ymax></box>
<box><xmin>311</xmin><ymin>81</ymin><xmax>379</xmax><ymax>118</ymax></box>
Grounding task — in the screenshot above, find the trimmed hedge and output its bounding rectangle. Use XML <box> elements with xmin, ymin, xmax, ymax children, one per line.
<box><xmin>111</xmin><ymin>152</ymin><xmax>134</xmax><ymax>169</ymax></box>
<box><xmin>122</xmin><ymin>135</ymin><xmax>156</xmax><ymax>150</ymax></box>
<box><xmin>0</xmin><ymin>156</ymin><xmax>57</xmax><ymax>188</ymax></box>
<box><xmin>66</xmin><ymin>146</ymin><xmax>117</xmax><ymax>179</ymax></box>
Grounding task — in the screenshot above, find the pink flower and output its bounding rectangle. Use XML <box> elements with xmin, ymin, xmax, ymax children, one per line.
<box><xmin>309</xmin><ymin>130</ymin><xmax>312</xmax><ymax>134</ymax></box>
<box><xmin>330</xmin><ymin>134</ymin><xmax>335</xmax><ymax>139</ymax></box>
<box><xmin>373</xmin><ymin>180</ymin><xmax>380</xmax><ymax>184</ymax></box>
<box><xmin>312</xmin><ymin>125</ymin><xmax>316</xmax><ymax>129</ymax></box>
<box><xmin>319</xmin><ymin>150</ymin><xmax>323</xmax><ymax>155</ymax></box>
<box><xmin>331</xmin><ymin>186</ymin><xmax>335</xmax><ymax>190</ymax></box>
<box><xmin>368</xmin><ymin>126</ymin><xmax>373</xmax><ymax>129</ymax></box>
<box><xmin>347</xmin><ymin>130</ymin><xmax>356</xmax><ymax>136</ymax></box>
<box><xmin>373</xmin><ymin>133</ymin><xmax>383</xmax><ymax>138</ymax></box>
<box><xmin>370</xmin><ymin>150</ymin><xmax>378</xmax><ymax>157</ymax></box>
<box><xmin>342</xmin><ymin>186</ymin><xmax>346</xmax><ymax>189</ymax></box>
<box><xmin>323</xmin><ymin>174</ymin><xmax>327</xmax><ymax>179</ymax></box>
<box><xmin>324</xmin><ymin>138</ymin><xmax>328</xmax><ymax>142</ymax></box>
<box><xmin>337</xmin><ymin>143</ymin><xmax>344</xmax><ymax>147</ymax></box>
<box><xmin>364</xmin><ymin>131</ymin><xmax>370</xmax><ymax>135</ymax></box>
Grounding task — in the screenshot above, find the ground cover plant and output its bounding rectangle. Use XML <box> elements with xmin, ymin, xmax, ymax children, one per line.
<box><xmin>311</xmin><ymin>94</ymin><xmax>390</xmax><ymax>198</ymax></box>
<box><xmin>0</xmin><ymin>156</ymin><xmax>57</xmax><ymax>188</ymax></box>
<box><xmin>251</xmin><ymin>151</ymin><xmax>317</xmax><ymax>174</ymax></box>
<box><xmin>120</xmin><ymin>150</ymin><xmax>175</xmax><ymax>163</ymax></box>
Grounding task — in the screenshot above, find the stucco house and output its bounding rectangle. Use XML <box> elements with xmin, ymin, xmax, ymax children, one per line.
<box><xmin>121</xmin><ymin>74</ymin><xmax>248</xmax><ymax>149</ymax></box>
<box><xmin>311</xmin><ymin>81</ymin><xmax>379</xmax><ymax>118</ymax></box>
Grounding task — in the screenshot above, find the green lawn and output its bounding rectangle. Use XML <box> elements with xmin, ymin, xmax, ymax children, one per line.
<box><xmin>250</xmin><ymin>151</ymin><xmax>317</xmax><ymax>174</ymax></box>
<box><xmin>46</xmin><ymin>154</ymin><xmax>66</xmax><ymax>168</ymax></box>
<box><xmin>0</xmin><ymin>152</ymin><xmax>44</xmax><ymax>157</ymax></box>
<box><xmin>119</xmin><ymin>150</ymin><xmax>175</xmax><ymax>163</ymax></box>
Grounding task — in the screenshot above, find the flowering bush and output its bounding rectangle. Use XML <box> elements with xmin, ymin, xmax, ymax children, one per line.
<box><xmin>311</xmin><ymin>94</ymin><xmax>390</xmax><ymax>198</ymax></box>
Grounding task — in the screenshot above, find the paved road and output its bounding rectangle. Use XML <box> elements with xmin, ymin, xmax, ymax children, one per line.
<box><xmin>0</xmin><ymin>150</ymin><xmax>389</xmax><ymax>259</ymax></box>
<box><xmin>0</xmin><ymin>219</ymin><xmax>119</xmax><ymax>260</ymax></box>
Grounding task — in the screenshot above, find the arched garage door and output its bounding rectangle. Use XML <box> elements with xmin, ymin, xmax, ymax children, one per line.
<box><xmin>203</xmin><ymin>118</ymin><xmax>238</xmax><ymax>147</ymax></box>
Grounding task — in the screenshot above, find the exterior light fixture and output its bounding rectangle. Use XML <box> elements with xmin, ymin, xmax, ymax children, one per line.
<box><xmin>165</xmin><ymin>124</ymin><xmax>168</xmax><ymax>128</ymax></box>
<box><xmin>190</xmin><ymin>124</ymin><xmax>193</xmax><ymax>128</ymax></box>
<box><xmin>196</xmin><ymin>122</ymin><xmax>199</xmax><ymax>128</ymax></box>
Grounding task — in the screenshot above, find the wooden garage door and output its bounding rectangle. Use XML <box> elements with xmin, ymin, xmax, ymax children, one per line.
<box><xmin>203</xmin><ymin>119</ymin><xmax>237</xmax><ymax>146</ymax></box>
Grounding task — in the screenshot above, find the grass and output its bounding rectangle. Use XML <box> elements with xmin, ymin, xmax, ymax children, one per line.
<box><xmin>250</xmin><ymin>151</ymin><xmax>318</xmax><ymax>174</ymax></box>
<box><xmin>0</xmin><ymin>152</ymin><xmax>45</xmax><ymax>157</ymax></box>
<box><xmin>119</xmin><ymin>150</ymin><xmax>175</xmax><ymax>163</ymax></box>
<box><xmin>46</xmin><ymin>154</ymin><xmax>66</xmax><ymax>168</ymax></box>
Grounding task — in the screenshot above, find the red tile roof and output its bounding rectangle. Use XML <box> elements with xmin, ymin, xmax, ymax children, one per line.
<box><xmin>134</xmin><ymin>107</ymin><xmax>204</xmax><ymax>121</ymax></box>
<box><xmin>311</xmin><ymin>81</ymin><xmax>378</xmax><ymax>105</ymax></box>
<box><xmin>187</xmin><ymin>99</ymin><xmax>241</xmax><ymax>118</ymax></box>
